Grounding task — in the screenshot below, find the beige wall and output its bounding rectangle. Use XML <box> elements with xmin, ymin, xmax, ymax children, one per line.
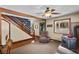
<box><xmin>33</xmin><ymin>20</ymin><xmax>40</xmax><ymax>36</ymax></box>
<box><xmin>2</xmin><ymin>20</ymin><xmax>9</xmax><ymax>45</ymax></box>
<box><xmin>46</xmin><ymin>13</ymin><xmax>79</xmax><ymax>41</ymax></box>
<box><xmin>1</xmin><ymin>20</ymin><xmax>32</xmax><ymax>45</ymax></box>
<box><xmin>11</xmin><ymin>23</ymin><xmax>32</xmax><ymax>42</ymax></box>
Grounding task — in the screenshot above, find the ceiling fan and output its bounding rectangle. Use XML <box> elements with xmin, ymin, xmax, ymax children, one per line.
<box><xmin>36</xmin><ymin>7</ymin><xmax>60</xmax><ymax>17</ymax></box>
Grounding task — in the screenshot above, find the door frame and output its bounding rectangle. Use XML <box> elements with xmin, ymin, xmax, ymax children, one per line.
<box><xmin>39</xmin><ymin>20</ymin><xmax>46</xmax><ymax>35</ymax></box>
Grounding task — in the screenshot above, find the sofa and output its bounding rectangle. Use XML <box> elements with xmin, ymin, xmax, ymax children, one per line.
<box><xmin>56</xmin><ymin>45</ymin><xmax>75</xmax><ymax>54</ymax></box>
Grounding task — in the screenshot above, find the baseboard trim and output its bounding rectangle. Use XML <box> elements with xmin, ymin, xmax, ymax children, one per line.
<box><xmin>50</xmin><ymin>39</ymin><xmax>61</xmax><ymax>42</ymax></box>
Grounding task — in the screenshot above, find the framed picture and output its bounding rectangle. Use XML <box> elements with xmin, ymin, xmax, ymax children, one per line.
<box><xmin>54</xmin><ymin>18</ymin><xmax>71</xmax><ymax>34</ymax></box>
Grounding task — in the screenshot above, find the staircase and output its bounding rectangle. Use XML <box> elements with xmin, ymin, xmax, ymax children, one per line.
<box><xmin>1</xmin><ymin>14</ymin><xmax>36</xmax><ymax>53</ymax></box>
<box><xmin>2</xmin><ymin>14</ymin><xmax>35</xmax><ymax>38</ymax></box>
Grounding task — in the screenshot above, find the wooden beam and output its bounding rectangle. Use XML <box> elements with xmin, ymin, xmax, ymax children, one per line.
<box><xmin>0</xmin><ymin>7</ymin><xmax>45</xmax><ymax>20</ymax></box>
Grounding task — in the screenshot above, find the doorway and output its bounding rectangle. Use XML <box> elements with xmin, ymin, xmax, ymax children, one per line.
<box><xmin>39</xmin><ymin>20</ymin><xmax>46</xmax><ymax>35</ymax></box>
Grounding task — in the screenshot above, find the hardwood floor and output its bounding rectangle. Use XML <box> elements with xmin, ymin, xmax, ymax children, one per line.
<box><xmin>12</xmin><ymin>38</ymin><xmax>34</xmax><ymax>49</ymax></box>
<box><xmin>2</xmin><ymin>37</ymin><xmax>79</xmax><ymax>54</ymax></box>
<box><xmin>1</xmin><ymin>38</ymin><xmax>34</xmax><ymax>54</ymax></box>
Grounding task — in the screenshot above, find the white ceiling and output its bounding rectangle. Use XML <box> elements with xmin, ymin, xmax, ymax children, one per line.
<box><xmin>0</xmin><ymin>5</ymin><xmax>79</xmax><ymax>19</ymax></box>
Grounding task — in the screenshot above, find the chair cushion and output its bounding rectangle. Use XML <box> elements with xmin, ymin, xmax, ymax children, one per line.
<box><xmin>39</xmin><ymin>37</ymin><xmax>50</xmax><ymax>43</ymax></box>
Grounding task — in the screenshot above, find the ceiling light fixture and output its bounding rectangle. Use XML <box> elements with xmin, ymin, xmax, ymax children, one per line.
<box><xmin>43</xmin><ymin>11</ymin><xmax>52</xmax><ymax>17</ymax></box>
<box><xmin>42</xmin><ymin>7</ymin><xmax>60</xmax><ymax>17</ymax></box>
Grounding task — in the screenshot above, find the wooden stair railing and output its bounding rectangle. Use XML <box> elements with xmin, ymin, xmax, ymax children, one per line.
<box><xmin>2</xmin><ymin>14</ymin><xmax>35</xmax><ymax>38</ymax></box>
<box><xmin>8</xmin><ymin>16</ymin><xmax>31</xmax><ymax>34</ymax></box>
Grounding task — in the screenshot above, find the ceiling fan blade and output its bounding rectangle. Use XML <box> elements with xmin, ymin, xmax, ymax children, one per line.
<box><xmin>45</xmin><ymin>7</ymin><xmax>50</xmax><ymax>13</ymax></box>
<box><xmin>35</xmin><ymin>12</ymin><xmax>42</xmax><ymax>14</ymax></box>
<box><xmin>46</xmin><ymin>7</ymin><xmax>49</xmax><ymax>10</ymax></box>
<box><xmin>52</xmin><ymin>12</ymin><xmax>60</xmax><ymax>14</ymax></box>
<box><xmin>51</xmin><ymin>9</ymin><xmax>55</xmax><ymax>12</ymax></box>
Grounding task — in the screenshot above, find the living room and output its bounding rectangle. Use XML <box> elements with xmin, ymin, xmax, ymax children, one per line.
<box><xmin>0</xmin><ymin>5</ymin><xmax>79</xmax><ymax>54</ymax></box>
